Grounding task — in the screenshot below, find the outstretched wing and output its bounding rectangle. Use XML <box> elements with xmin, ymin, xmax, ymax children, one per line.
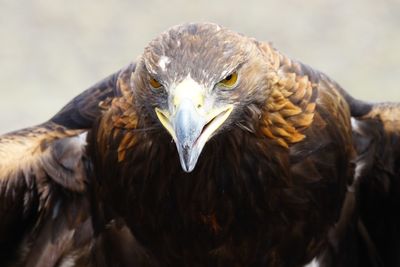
<box><xmin>352</xmin><ymin>102</ymin><xmax>400</xmax><ymax>267</ymax></box>
<box><xmin>0</xmin><ymin>124</ymin><xmax>90</xmax><ymax>266</ymax></box>
<box><xmin>0</xmin><ymin>63</ymin><xmax>136</xmax><ymax>266</ymax></box>
<box><xmin>50</xmin><ymin>63</ymin><xmax>136</xmax><ymax>129</ymax></box>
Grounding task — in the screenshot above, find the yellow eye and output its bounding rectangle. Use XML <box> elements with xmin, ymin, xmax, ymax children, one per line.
<box><xmin>218</xmin><ymin>72</ymin><xmax>238</xmax><ymax>88</ymax></box>
<box><xmin>149</xmin><ymin>77</ymin><xmax>162</xmax><ymax>89</ymax></box>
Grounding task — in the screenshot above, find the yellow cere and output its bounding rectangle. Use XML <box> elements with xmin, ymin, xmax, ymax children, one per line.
<box><xmin>218</xmin><ymin>72</ymin><xmax>238</xmax><ymax>88</ymax></box>
<box><xmin>150</xmin><ymin>77</ymin><xmax>162</xmax><ymax>89</ymax></box>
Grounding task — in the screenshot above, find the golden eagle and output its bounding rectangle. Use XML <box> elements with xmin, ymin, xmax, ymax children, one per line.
<box><xmin>0</xmin><ymin>22</ymin><xmax>399</xmax><ymax>267</ymax></box>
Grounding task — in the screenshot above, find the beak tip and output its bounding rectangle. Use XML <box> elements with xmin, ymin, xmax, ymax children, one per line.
<box><xmin>182</xmin><ymin>164</ymin><xmax>193</xmax><ymax>173</ymax></box>
<box><xmin>178</xmin><ymin>146</ymin><xmax>196</xmax><ymax>173</ymax></box>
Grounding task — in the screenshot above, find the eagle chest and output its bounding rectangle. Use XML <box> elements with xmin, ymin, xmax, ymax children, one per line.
<box><xmin>105</xmin><ymin>131</ymin><xmax>345</xmax><ymax>265</ymax></box>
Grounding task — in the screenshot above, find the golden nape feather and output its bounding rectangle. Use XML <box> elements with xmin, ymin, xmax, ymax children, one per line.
<box><xmin>1</xmin><ymin>22</ymin><xmax>399</xmax><ymax>267</ymax></box>
<box><xmin>260</xmin><ymin>46</ymin><xmax>318</xmax><ymax>148</ymax></box>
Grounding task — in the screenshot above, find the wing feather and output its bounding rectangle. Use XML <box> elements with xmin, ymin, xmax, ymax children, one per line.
<box><xmin>0</xmin><ymin>122</ymin><xmax>89</xmax><ymax>265</ymax></box>
<box><xmin>0</xmin><ymin>63</ymin><xmax>137</xmax><ymax>266</ymax></box>
<box><xmin>50</xmin><ymin>63</ymin><xmax>136</xmax><ymax>129</ymax></box>
<box><xmin>352</xmin><ymin>102</ymin><xmax>400</xmax><ymax>266</ymax></box>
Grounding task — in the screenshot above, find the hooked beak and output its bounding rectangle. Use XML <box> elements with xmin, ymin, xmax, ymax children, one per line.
<box><xmin>155</xmin><ymin>80</ymin><xmax>233</xmax><ymax>172</ymax></box>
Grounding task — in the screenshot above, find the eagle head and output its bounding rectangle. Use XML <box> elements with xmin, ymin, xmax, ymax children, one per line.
<box><xmin>131</xmin><ymin>22</ymin><xmax>270</xmax><ymax>172</ymax></box>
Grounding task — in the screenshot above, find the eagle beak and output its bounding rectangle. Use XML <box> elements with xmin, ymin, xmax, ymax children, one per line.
<box><xmin>156</xmin><ymin>103</ymin><xmax>232</xmax><ymax>172</ymax></box>
<box><xmin>155</xmin><ymin>80</ymin><xmax>233</xmax><ymax>172</ymax></box>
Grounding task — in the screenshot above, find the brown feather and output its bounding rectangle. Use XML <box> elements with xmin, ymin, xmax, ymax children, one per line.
<box><xmin>351</xmin><ymin>103</ymin><xmax>400</xmax><ymax>267</ymax></box>
<box><xmin>89</xmin><ymin>23</ymin><xmax>360</xmax><ymax>266</ymax></box>
<box><xmin>4</xmin><ymin>22</ymin><xmax>397</xmax><ymax>267</ymax></box>
<box><xmin>0</xmin><ymin>62</ymin><xmax>139</xmax><ymax>267</ymax></box>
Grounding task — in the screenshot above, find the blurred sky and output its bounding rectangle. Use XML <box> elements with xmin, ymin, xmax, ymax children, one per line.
<box><xmin>0</xmin><ymin>0</ymin><xmax>399</xmax><ymax>133</ymax></box>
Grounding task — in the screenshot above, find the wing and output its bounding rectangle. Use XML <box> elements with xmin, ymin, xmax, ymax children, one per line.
<box><xmin>258</xmin><ymin>42</ymin><xmax>389</xmax><ymax>266</ymax></box>
<box><xmin>50</xmin><ymin>63</ymin><xmax>136</xmax><ymax>129</ymax></box>
<box><xmin>0</xmin><ymin>124</ymin><xmax>90</xmax><ymax>266</ymax></box>
<box><xmin>0</xmin><ymin>63</ymin><xmax>137</xmax><ymax>266</ymax></box>
<box><xmin>352</xmin><ymin>102</ymin><xmax>400</xmax><ymax>266</ymax></box>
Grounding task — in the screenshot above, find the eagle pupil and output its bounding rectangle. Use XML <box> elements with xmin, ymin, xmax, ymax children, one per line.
<box><xmin>225</xmin><ymin>74</ymin><xmax>232</xmax><ymax>81</ymax></box>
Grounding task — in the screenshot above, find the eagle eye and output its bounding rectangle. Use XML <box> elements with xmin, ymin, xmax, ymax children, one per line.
<box><xmin>149</xmin><ymin>77</ymin><xmax>163</xmax><ymax>89</ymax></box>
<box><xmin>218</xmin><ymin>71</ymin><xmax>238</xmax><ymax>88</ymax></box>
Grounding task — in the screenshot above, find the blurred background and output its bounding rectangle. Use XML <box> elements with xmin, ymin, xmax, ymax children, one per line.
<box><xmin>0</xmin><ymin>0</ymin><xmax>399</xmax><ymax>133</ymax></box>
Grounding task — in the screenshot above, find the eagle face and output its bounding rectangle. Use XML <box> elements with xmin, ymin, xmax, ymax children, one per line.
<box><xmin>131</xmin><ymin>23</ymin><xmax>269</xmax><ymax>172</ymax></box>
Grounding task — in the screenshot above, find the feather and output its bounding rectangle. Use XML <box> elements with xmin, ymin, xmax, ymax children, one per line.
<box><xmin>0</xmin><ymin>62</ymin><xmax>138</xmax><ymax>266</ymax></box>
<box><xmin>2</xmin><ymin>22</ymin><xmax>399</xmax><ymax>267</ymax></box>
<box><xmin>351</xmin><ymin>103</ymin><xmax>400</xmax><ymax>267</ymax></box>
<box><xmin>90</xmin><ymin>23</ymin><xmax>359</xmax><ymax>266</ymax></box>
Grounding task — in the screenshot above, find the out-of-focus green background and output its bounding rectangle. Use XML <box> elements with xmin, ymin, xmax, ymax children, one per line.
<box><xmin>0</xmin><ymin>0</ymin><xmax>399</xmax><ymax>133</ymax></box>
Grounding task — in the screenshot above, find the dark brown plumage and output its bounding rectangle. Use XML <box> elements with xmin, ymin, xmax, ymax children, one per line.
<box><xmin>0</xmin><ymin>70</ymin><xmax>136</xmax><ymax>266</ymax></box>
<box><xmin>352</xmin><ymin>103</ymin><xmax>400</xmax><ymax>267</ymax></box>
<box><xmin>0</xmin><ymin>124</ymin><xmax>92</xmax><ymax>266</ymax></box>
<box><xmin>90</xmin><ymin>23</ymin><xmax>355</xmax><ymax>266</ymax></box>
<box><xmin>0</xmin><ymin>22</ymin><xmax>399</xmax><ymax>266</ymax></box>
